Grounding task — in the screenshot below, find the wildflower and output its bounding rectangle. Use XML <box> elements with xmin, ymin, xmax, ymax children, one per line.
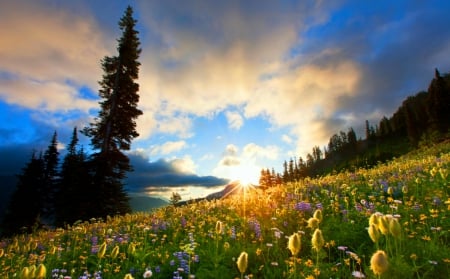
<box><xmin>143</xmin><ymin>269</ymin><xmax>153</xmax><ymax>278</ymax></box>
<box><xmin>20</xmin><ymin>267</ymin><xmax>30</xmax><ymax>279</ymax></box>
<box><xmin>307</xmin><ymin>217</ymin><xmax>320</xmax><ymax>230</ymax></box>
<box><xmin>368</xmin><ymin>212</ymin><xmax>381</xmax><ymax>226</ymax></box>
<box><xmin>0</xmin><ymin>248</ymin><xmax>3</xmax><ymax>258</ymax></box>
<box><xmin>287</xmin><ymin>232</ymin><xmax>301</xmax><ymax>256</ymax></box>
<box><xmin>352</xmin><ymin>271</ymin><xmax>366</xmax><ymax>278</ymax></box>
<box><xmin>256</xmin><ymin>248</ymin><xmax>262</xmax><ymax>256</ymax></box>
<box><xmin>124</xmin><ymin>274</ymin><xmax>134</xmax><ymax>279</ymax></box>
<box><xmin>97</xmin><ymin>242</ymin><xmax>107</xmax><ymax>259</ymax></box>
<box><xmin>378</xmin><ymin>215</ymin><xmax>390</xmax><ymax>235</ymax></box>
<box><xmin>312</xmin><ymin>229</ymin><xmax>325</xmax><ymax>251</ymax></box>
<box><xmin>368</xmin><ymin>224</ymin><xmax>380</xmax><ymax>243</ymax></box>
<box><xmin>370</xmin><ymin>250</ymin><xmax>388</xmax><ymax>276</ymax></box>
<box><xmin>216</xmin><ymin>221</ymin><xmax>223</xmax><ymax>235</ymax></box>
<box><xmin>313</xmin><ymin>209</ymin><xmax>323</xmax><ymax>223</ymax></box>
<box><xmin>387</xmin><ymin>187</ymin><xmax>394</xmax><ymax>195</ymax></box>
<box><xmin>236</xmin><ymin>252</ymin><xmax>248</xmax><ymax>274</ymax></box>
<box><xmin>337</xmin><ymin>246</ymin><xmax>347</xmax><ymax>251</ymax></box>
<box><xmin>224</xmin><ymin>242</ymin><xmax>230</xmax><ymax>250</ymax></box>
<box><xmin>402</xmin><ymin>186</ymin><xmax>408</xmax><ymax>194</ymax></box>
<box><xmin>36</xmin><ymin>264</ymin><xmax>47</xmax><ymax>279</ymax></box>
<box><xmin>389</xmin><ymin>218</ymin><xmax>401</xmax><ymax>238</ymax></box>
<box><xmin>111</xmin><ymin>245</ymin><xmax>120</xmax><ymax>259</ymax></box>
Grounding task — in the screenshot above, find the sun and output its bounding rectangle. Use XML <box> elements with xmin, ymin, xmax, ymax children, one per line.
<box><xmin>230</xmin><ymin>162</ymin><xmax>260</xmax><ymax>185</ymax></box>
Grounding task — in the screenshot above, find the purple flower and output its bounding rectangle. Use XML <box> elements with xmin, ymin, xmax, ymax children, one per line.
<box><xmin>294</xmin><ymin>201</ymin><xmax>312</xmax><ymax>212</ymax></box>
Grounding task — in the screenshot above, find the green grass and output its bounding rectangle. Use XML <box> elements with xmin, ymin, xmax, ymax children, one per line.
<box><xmin>1</xmin><ymin>142</ymin><xmax>449</xmax><ymax>279</ymax></box>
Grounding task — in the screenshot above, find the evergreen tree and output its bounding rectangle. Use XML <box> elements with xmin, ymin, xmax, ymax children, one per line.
<box><xmin>82</xmin><ymin>6</ymin><xmax>142</xmax><ymax>218</ymax></box>
<box><xmin>56</xmin><ymin>128</ymin><xmax>91</xmax><ymax>226</ymax></box>
<box><xmin>427</xmin><ymin>69</ymin><xmax>450</xmax><ymax>134</ymax></box>
<box><xmin>42</xmin><ymin>131</ymin><xmax>59</xmax><ymax>219</ymax></box>
<box><xmin>1</xmin><ymin>152</ymin><xmax>46</xmax><ymax>236</ymax></box>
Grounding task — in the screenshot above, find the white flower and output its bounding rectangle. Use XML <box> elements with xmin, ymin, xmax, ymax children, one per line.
<box><xmin>143</xmin><ymin>269</ymin><xmax>152</xmax><ymax>278</ymax></box>
<box><xmin>352</xmin><ymin>271</ymin><xmax>366</xmax><ymax>278</ymax></box>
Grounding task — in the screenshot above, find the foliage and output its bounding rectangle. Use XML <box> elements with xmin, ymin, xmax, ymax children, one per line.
<box><xmin>0</xmin><ymin>141</ymin><xmax>449</xmax><ymax>278</ymax></box>
<box><xmin>81</xmin><ymin>5</ymin><xmax>142</xmax><ymax>219</ymax></box>
<box><xmin>278</xmin><ymin>69</ymin><xmax>450</xmax><ymax>182</ymax></box>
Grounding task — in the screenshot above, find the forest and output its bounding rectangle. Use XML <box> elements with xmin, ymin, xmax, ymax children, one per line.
<box><xmin>259</xmin><ymin>69</ymin><xmax>450</xmax><ymax>188</ymax></box>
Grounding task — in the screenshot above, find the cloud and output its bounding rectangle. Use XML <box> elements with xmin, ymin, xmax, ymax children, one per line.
<box><xmin>0</xmin><ymin>2</ymin><xmax>111</xmax><ymax>110</ymax></box>
<box><xmin>126</xmin><ymin>152</ymin><xmax>229</xmax><ymax>197</ymax></box>
<box><xmin>150</xmin><ymin>140</ymin><xmax>187</xmax><ymax>156</ymax></box>
<box><xmin>225</xmin><ymin>110</ymin><xmax>244</xmax><ymax>130</ymax></box>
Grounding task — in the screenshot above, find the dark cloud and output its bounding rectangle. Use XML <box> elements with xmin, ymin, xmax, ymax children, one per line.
<box><xmin>126</xmin><ymin>153</ymin><xmax>229</xmax><ymax>194</ymax></box>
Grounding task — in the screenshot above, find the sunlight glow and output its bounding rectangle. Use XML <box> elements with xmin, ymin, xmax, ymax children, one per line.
<box><xmin>230</xmin><ymin>162</ymin><xmax>260</xmax><ymax>186</ymax></box>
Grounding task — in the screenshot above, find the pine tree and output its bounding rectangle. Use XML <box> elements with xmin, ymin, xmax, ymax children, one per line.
<box><xmin>82</xmin><ymin>6</ymin><xmax>142</xmax><ymax>218</ymax></box>
<box><xmin>1</xmin><ymin>152</ymin><xmax>46</xmax><ymax>236</ymax></box>
<box><xmin>56</xmin><ymin>127</ymin><xmax>91</xmax><ymax>226</ymax></box>
<box><xmin>42</xmin><ymin>131</ymin><xmax>59</xmax><ymax>220</ymax></box>
<box><xmin>427</xmin><ymin>69</ymin><xmax>450</xmax><ymax>135</ymax></box>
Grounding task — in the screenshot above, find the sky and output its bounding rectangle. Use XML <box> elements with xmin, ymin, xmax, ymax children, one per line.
<box><xmin>1</xmin><ymin>0</ymin><xmax>450</xmax><ymax>201</ymax></box>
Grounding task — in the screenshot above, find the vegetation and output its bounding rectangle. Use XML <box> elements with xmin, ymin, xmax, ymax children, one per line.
<box><xmin>1</xmin><ymin>5</ymin><xmax>142</xmax><ymax>236</ymax></box>
<box><xmin>259</xmin><ymin>70</ymin><xmax>450</xmax><ymax>188</ymax></box>
<box><xmin>0</xmin><ymin>141</ymin><xmax>449</xmax><ymax>278</ymax></box>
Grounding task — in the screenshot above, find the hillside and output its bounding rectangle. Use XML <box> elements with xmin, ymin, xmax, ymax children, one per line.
<box><xmin>1</xmin><ymin>141</ymin><xmax>448</xmax><ymax>278</ymax></box>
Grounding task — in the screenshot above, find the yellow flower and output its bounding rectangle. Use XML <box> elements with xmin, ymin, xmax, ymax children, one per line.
<box><xmin>124</xmin><ymin>274</ymin><xmax>134</xmax><ymax>279</ymax></box>
<box><xmin>224</xmin><ymin>242</ymin><xmax>230</xmax><ymax>250</ymax></box>
<box><xmin>313</xmin><ymin>209</ymin><xmax>323</xmax><ymax>222</ymax></box>
<box><xmin>307</xmin><ymin>217</ymin><xmax>320</xmax><ymax>230</ymax></box>
<box><xmin>370</xmin><ymin>250</ymin><xmax>388</xmax><ymax>276</ymax></box>
<box><xmin>288</xmin><ymin>232</ymin><xmax>301</xmax><ymax>256</ymax></box>
<box><xmin>368</xmin><ymin>224</ymin><xmax>380</xmax><ymax>243</ymax></box>
<box><xmin>389</xmin><ymin>218</ymin><xmax>401</xmax><ymax>238</ymax></box>
<box><xmin>97</xmin><ymin>242</ymin><xmax>107</xmax><ymax>259</ymax></box>
<box><xmin>19</xmin><ymin>267</ymin><xmax>30</xmax><ymax>279</ymax></box>
<box><xmin>256</xmin><ymin>248</ymin><xmax>262</xmax><ymax>256</ymax></box>
<box><xmin>378</xmin><ymin>215</ymin><xmax>390</xmax><ymax>235</ymax></box>
<box><xmin>111</xmin><ymin>245</ymin><xmax>120</xmax><ymax>259</ymax></box>
<box><xmin>216</xmin><ymin>221</ymin><xmax>223</xmax><ymax>235</ymax></box>
<box><xmin>311</xmin><ymin>229</ymin><xmax>324</xmax><ymax>251</ymax></box>
<box><xmin>237</xmin><ymin>251</ymin><xmax>248</xmax><ymax>274</ymax></box>
<box><xmin>36</xmin><ymin>264</ymin><xmax>46</xmax><ymax>279</ymax></box>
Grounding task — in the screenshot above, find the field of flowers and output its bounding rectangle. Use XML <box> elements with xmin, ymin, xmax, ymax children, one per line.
<box><xmin>1</xmin><ymin>141</ymin><xmax>449</xmax><ymax>279</ymax></box>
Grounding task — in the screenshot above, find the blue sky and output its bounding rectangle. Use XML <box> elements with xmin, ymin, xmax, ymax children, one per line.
<box><xmin>1</xmin><ymin>0</ymin><xmax>450</xmax><ymax>200</ymax></box>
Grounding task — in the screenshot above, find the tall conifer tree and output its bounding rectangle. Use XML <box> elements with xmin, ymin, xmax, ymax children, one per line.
<box><xmin>1</xmin><ymin>152</ymin><xmax>45</xmax><ymax>236</ymax></box>
<box><xmin>83</xmin><ymin>6</ymin><xmax>142</xmax><ymax>218</ymax></box>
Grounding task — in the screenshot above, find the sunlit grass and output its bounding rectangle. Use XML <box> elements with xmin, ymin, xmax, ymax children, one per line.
<box><xmin>0</xmin><ymin>142</ymin><xmax>449</xmax><ymax>278</ymax></box>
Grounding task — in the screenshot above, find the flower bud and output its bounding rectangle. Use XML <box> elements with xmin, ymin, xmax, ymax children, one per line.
<box><xmin>236</xmin><ymin>251</ymin><xmax>248</xmax><ymax>274</ymax></box>
<box><xmin>368</xmin><ymin>224</ymin><xmax>380</xmax><ymax>243</ymax></box>
<box><xmin>370</xmin><ymin>250</ymin><xmax>388</xmax><ymax>275</ymax></box>
<box><xmin>36</xmin><ymin>264</ymin><xmax>47</xmax><ymax>279</ymax></box>
<box><xmin>312</xmin><ymin>229</ymin><xmax>325</xmax><ymax>251</ymax></box>
<box><xmin>98</xmin><ymin>242</ymin><xmax>107</xmax><ymax>259</ymax></box>
<box><xmin>288</xmin><ymin>232</ymin><xmax>301</xmax><ymax>256</ymax></box>
<box><xmin>111</xmin><ymin>245</ymin><xmax>120</xmax><ymax>259</ymax></box>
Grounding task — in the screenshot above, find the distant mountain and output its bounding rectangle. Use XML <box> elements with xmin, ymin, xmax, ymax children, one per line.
<box><xmin>206</xmin><ymin>180</ymin><xmax>258</xmax><ymax>199</ymax></box>
<box><xmin>129</xmin><ymin>196</ymin><xmax>169</xmax><ymax>212</ymax></box>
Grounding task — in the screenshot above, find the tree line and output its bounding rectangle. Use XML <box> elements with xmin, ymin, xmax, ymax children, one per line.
<box><xmin>260</xmin><ymin>69</ymin><xmax>450</xmax><ymax>187</ymax></box>
<box><xmin>1</xmin><ymin>6</ymin><xmax>142</xmax><ymax>237</ymax></box>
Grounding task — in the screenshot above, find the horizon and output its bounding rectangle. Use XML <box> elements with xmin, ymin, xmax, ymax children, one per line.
<box><xmin>1</xmin><ymin>0</ymin><xmax>450</xmax><ymax>201</ymax></box>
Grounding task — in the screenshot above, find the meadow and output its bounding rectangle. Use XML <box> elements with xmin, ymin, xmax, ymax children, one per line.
<box><xmin>0</xmin><ymin>142</ymin><xmax>449</xmax><ymax>279</ymax></box>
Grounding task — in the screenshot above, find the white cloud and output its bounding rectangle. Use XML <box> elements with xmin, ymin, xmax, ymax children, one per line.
<box><xmin>170</xmin><ymin>155</ymin><xmax>197</xmax><ymax>174</ymax></box>
<box><xmin>225</xmin><ymin>110</ymin><xmax>244</xmax><ymax>130</ymax></box>
<box><xmin>0</xmin><ymin>1</ymin><xmax>111</xmax><ymax>112</ymax></box>
<box><xmin>282</xmin><ymin>134</ymin><xmax>293</xmax><ymax>144</ymax></box>
<box><xmin>150</xmin><ymin>140</ymin><xmax>187</xmax><ymax>156</ymax></box>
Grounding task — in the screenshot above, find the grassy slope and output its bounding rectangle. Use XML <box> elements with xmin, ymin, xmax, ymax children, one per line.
<box><xmin>0</xmin><ymin>141</ymin><xmax>449</xmax><ymax>278</ymax></box>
